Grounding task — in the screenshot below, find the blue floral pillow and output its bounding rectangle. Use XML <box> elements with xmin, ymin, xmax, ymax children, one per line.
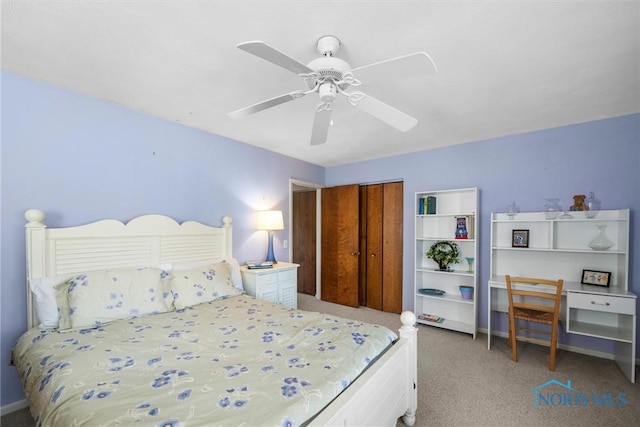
<box><xmin>170</xmin><ymin>261</ymin><xmax>242</xmax><ymax>309</ymax></box>
<box><xmin>56</xmin><ymin>267</ymin><xmax>173</xmax><ymax>330</ymax></box>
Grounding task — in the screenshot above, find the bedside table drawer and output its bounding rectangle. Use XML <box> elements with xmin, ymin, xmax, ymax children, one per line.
<box><xmin>255</xmin><ymin>272</ymin><xmax>278</xmax><ymax>286</ymax></box>
<box><xmin>567</xmin><ymin>292</ymin><xmax>635</xmax><ymax>315</ymax></box>
<box><xmin>278</xmin><ymin>269</ymin><xmax>296</xmax><ymax>282</ymax></box>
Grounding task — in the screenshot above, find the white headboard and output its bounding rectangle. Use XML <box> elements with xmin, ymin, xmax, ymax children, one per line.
<box><xmin>24</xmin><ymin>209</ymin><xmax>232</xmax><ymax>328</ymax></box>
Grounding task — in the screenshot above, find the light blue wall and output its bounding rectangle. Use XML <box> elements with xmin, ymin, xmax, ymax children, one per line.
<box><xmin>326</xmin><ymin>113</ymin><xmax>640</xmax><ymax>353</ymax></box>
<box><xmin>0</xmin><ymin>71</ymin><xmax>324</xmax><ymax>407</ymax></box>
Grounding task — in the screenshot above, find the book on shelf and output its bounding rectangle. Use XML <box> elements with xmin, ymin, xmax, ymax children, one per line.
<box><xmin>246</xmin><ymin>261</ymin><xmax>274</xmax><ymax>269</ymax></box>
<box><xmin>418</xmin><ymin>313</ymin><xmax>444</xmax><ymax>323</ymax></box>
<box><xmin>417</xmin><ymin>196</ymin><xmax>437</xmax><ymax>215</ymax></box>
<box><xmin>426</xmin><ymin>196</ymin><xmax>437</xmax><ymax>214</ymax></box>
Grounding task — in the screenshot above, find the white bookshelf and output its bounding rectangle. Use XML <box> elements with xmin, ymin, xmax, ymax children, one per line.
<box><xmin>414</xmin><ymin>187</ymin><xmax>478</xmax><ymax>338</ymax></box>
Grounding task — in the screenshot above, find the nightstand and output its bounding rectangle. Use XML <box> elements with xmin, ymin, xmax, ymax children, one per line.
<box><xmin>240</xmin><ymin>262</ymin><xmax>299</xmax><ymax>309</ymax></box>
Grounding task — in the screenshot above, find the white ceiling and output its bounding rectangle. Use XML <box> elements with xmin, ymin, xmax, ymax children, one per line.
<box><xmin>2</xmin><ymin>1</ymin><xmax>639</xmax><ymax>167</ymax></box>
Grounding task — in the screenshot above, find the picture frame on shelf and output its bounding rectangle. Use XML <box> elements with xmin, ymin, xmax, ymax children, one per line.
<box><xmin>512</xmin><ymin>229</ymin><xmax>529</xmax><ymax>248</ymax></box>
<box><xmin>455</xmin><ymin>216</ymin><xmax>469</xmax><ymax>239</ymax></box>
<box><xmin>581</xmin><ymin>269</ymin><xmax>611</xmax><ymax>287</ymax></box>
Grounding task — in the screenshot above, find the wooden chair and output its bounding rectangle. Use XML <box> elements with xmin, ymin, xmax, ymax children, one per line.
<box><xmin>505</xmin><ymin>275</ymin><xmax>564</xmax><ymax>371</ymax></box>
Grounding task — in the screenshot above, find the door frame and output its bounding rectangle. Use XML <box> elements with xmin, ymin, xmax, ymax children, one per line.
<box><xmin>289</xmin><ymin>179</ymin><xmax>323</xmax><ymax>299</ymax></box>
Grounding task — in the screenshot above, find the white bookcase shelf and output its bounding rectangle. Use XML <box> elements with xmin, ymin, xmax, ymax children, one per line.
<box><xmin>414</xmin><ymin>187</ymin><xmax>478</xmax><ymax>338</ymax></box>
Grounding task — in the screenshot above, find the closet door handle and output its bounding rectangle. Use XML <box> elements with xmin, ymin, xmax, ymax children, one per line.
<box><xmin>351</xmin><ymin>251</ymin><xmax>360</xmax><ymax>256</ymax></box>
<box><xmin>371</xmin><ymin>253</ymin><xmax>376</xmax><ymax>257</ymax></box>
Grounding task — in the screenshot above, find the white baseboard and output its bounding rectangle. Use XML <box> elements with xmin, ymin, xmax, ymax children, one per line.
<box><xmin>479</xmin><ymin>328</ymin><xmax>624</xmax><ymax>361</ymax></box>
<box><xmin>1</xmin><ymin>399</ymin><xmax>28</xmax><ymax>416</ymax></box>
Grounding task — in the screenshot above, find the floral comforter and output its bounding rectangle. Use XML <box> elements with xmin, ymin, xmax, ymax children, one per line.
<box><xmin>12</xmin><ymin>295</ymin><xmax>397</xmax><ymax>427</ymax></box>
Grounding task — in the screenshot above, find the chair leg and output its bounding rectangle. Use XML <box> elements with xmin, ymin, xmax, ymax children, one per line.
<box><xmin>549</xmin><ymin>324</ymin><xmax>558</xmax><ymax>371</ymax></box>
<box><xmin>509</xmin><ymin>313</ymin><xmax>518</xmax><ymax>363</ymax></box>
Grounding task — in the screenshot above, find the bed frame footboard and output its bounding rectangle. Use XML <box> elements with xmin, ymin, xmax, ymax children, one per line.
<box><xmin>309</xmin><ymin>311</ymin><xmax>418</xmax><ymax>427</ymax></box>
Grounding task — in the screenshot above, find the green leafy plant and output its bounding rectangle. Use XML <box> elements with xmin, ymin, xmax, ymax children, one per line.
<box><xmin>426</xmin><ymin>240</ymin><xmax>461</xmax><ymax>271</ymax></box>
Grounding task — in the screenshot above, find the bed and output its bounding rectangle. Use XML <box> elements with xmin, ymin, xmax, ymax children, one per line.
<box><xmin>13</xmin><ymin>209</ymin><xmax>418</xmax><ymax>426</ymax></box>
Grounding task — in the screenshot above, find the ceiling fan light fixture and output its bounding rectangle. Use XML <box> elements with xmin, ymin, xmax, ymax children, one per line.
<box><xmin>318</xmin><ymin>82</ymin><xmax>336</xmax><ymax>102</ymax></box>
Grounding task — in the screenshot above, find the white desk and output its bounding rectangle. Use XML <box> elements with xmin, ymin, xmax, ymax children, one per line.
<box><xmin>487</xmin><ymin>278</ymin><xmax>636</xmax><ymax>382</ymax></box>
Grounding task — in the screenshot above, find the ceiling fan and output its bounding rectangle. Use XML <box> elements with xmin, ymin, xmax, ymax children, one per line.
<box><xmin>228</xmin><ymin>35</ymin><xmax>437</xmax><ymax>145</ymax></box>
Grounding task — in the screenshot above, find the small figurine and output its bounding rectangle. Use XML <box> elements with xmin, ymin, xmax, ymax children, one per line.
<box><xmin>570</xmin><ymin>194</ymin><xmax>585</xmax><ymax>211</ymax></box>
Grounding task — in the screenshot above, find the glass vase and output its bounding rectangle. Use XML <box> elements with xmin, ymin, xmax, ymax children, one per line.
<box><xmin>465</xmin><ymin>257</ymin><xmax>475</xmax><ymax>273</ymax></box>
<box><xmin>588</xmin><ymin>225</ymin><xmax>613</xmax><ymax>251</ymax></box>
<box><xmin>584</xmin><ymin>191</ymin><xmax>601</xmax><ymax>219</ymax></box>
<box><xmin>543</xmin><ymin>198</ymin><xmax>561</xmax><ymax>220</ymax></box>
<box><xmin>505</xmin><ymin>201</ymin><xmax>519</xmax><ymax>220</ymax></box>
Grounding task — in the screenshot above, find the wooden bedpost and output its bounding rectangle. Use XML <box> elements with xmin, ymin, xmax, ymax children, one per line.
<box><xmin>400</xmin><ymin>311</ymin><xmax>418</xmax><ymax>426</ymax></box>
<box><xmin>24</xmin><ymin>209</ymin><xmax>46</xmax><ymax>329</ymax></box>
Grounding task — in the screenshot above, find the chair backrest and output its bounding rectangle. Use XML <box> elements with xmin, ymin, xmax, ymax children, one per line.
<box><xmin>505</xmin><ymin>275</ymin><xmax>564</xmax><ymax>319</ymax></box>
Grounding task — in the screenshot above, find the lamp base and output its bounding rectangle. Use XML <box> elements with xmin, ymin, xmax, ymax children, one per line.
<box><xmin>265</xmin><ymin>230</ymin><xmax>277</xmax><ymax>263</ymax></box>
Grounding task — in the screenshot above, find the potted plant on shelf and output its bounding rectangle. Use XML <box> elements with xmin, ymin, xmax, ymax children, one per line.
<box><xmin>427</xmin><ymin>240</ymin><xmax>461</xmax><ymax>271</ymax></box>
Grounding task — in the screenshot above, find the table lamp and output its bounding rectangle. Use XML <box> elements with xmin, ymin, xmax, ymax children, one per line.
<box><xmin>257</xmin><ymin>210</ymin><xmax>284</xmax><ymax>263</ymax></box>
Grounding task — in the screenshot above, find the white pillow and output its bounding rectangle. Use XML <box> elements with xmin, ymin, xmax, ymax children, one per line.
<box><xmin>28</xmin><ymin>276</ymin><xmax>70</xmax><ymax>329</ymax></box>
<box><xmin>225</xmin><ymin>258</ymin><xmax>243</xmax><ymax>291</ymax></box>
<box><xmin>56</xmin><ymin>267</ymin><xmax>173</xmax><ymax>330</ymax></box>
<box><xmin>170</xmin><ymin>261</ymin><xmax>242</xmax><ymax>309</ymax></box>
<box><xmin>170</xmin><ymin>258</ymin><xmax>244</xmax><ymax>291</ymax></box>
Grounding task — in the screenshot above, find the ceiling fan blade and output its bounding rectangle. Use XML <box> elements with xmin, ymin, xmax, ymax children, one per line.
<box><xmin>228</xmin><ymin>90</ymin><xmax>307</xmax><ymax>119</ymax></box>
<box><xmin>356</xmin><ymin>93</ymin><xmax>418</xmax><ymax>132</ymax></box>
<box><xmin>237</xmin><ymin>41</ymin><xmax>314</xmax><ymax>75</ymax></box>
<box><xmin>350</xmin><ymin>52</ymin><xmax>437</xmax><ymax>80</ymax></box>
<box><xmin>310</xmin><ymin>106</ymin><xmax>332</xmax><ymax>145</ymax></box>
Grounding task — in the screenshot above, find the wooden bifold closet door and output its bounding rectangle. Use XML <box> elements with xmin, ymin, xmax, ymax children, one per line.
<box><xmin>360</xmin><ymin>182</ymin><xmax>403</xmax><ymax>313</ymax></box>
<box><xmin>321</xmin><ymin>184</ymin><xmax>360</xmax><ymax>307</ymax></box>
<box><xmin>321</xmin><ymin>182</ymin><xmax>403</xmax><ymax>313</ymax></box>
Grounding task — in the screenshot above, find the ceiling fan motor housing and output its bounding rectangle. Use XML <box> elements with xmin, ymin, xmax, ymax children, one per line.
<box><xmin>306</xmin><ymin>56</ymin><xmax>352</xmax><ymax>90</ymax></box>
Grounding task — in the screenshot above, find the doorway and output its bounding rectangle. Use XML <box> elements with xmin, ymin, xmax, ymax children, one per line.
<box><xmin>289</xmin><ymin>179</ymin><xmax>322</xmax><ymax>298</ymax></box>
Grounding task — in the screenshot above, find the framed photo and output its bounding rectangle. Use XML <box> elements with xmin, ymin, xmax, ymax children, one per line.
<box><xmin>511</xmin><ymin>229</ymin><xmax>529</xmax><ymax>248</ymax></box>
<box><xmin>455</xmin><ymin>216</ymin><xmax>469</xmax><ymax>239</ymax></box>
<box><xmin>581</xmin><ymin>269</ymin><xmax>611</xmax><ymax>287</ymax></box>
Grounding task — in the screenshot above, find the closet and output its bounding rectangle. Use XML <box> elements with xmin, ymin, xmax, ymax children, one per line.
<box><xmin>321</xmin><ymin>181</ymin><xmax>403</xmax><ymax>313</ymax></box>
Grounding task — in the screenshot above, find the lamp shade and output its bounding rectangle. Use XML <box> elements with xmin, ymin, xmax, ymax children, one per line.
<box><xmin>257</xmin><ymin>210</ymin><xmax>284</xmax><ymax>231</ymax></box>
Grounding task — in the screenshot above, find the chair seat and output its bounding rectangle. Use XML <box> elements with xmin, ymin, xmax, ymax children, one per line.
<box><xmin>513</xmin><ymin>308</ymin><xmax>554</xmax><ymax>324</ymax></box>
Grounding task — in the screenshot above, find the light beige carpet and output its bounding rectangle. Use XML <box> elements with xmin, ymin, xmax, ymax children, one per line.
<box><xmin>296</xmin><ymin>293</ymin><xmax>640</xmax><ymax>427</ymax></box>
